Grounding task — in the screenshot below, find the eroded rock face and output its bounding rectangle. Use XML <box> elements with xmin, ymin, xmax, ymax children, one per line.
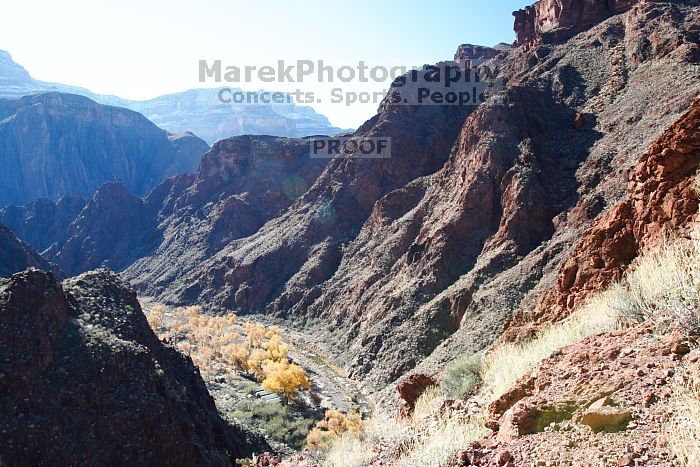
<box><xmin>0</xmin><ymin>50</ymin><xmax>347</xmax><ymax>146</ymax></box>
<box><xmin>454</xmin><ymin>44</ymin><xmax>502</xmax><ymax>67</ymax></box>
<box><xmin>513</xmin><ymin>0</ymin><xmax>641</xmax><ymax>48</ymax></box>
<box><xmin>506</xmin><ymin>97</ymin><xmax>700</xmax><ymax>339</ymax></box>
<box><xmin>0</xmin><ymin>269</ymin><xmax>267</xmax><ymax>465</ymax></box>
<box><xmin>0</xmin><ymin>92</ymin><xmax>209</xmax><ymax>206</ymax></box>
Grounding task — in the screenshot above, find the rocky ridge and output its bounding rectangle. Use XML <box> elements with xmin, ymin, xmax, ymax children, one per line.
<box><xmin>0</xmin><ymin>268</ymin><xmax>268</xmax><ymax>465</ymax></box>
<box><xmin>0</xmin><ymin>224</ymin><xmax>62</xmax><ymax>279</ymax></box>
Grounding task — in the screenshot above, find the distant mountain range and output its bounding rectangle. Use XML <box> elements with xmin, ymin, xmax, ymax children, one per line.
<box><xmin>0</xmin><ymin>92</ymin><xmax>210</xmax><ymax>206</ymax></box>
<box><xmin>0</xmin><ymin>50</ymin><xmax>348</xmax><ymax>144</ymax></box>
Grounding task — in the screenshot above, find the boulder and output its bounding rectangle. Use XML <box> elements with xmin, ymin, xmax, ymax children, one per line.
<box><xmin>581</xmin><ymin>406</ymin><xmax>633</xmax><ymax>432</ymax></box>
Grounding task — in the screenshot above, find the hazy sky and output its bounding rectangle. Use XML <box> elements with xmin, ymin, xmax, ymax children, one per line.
<box><xmin>1</xmin><ymin>0</ymin><xmax>530</xmax><ymax>128</ymax></box>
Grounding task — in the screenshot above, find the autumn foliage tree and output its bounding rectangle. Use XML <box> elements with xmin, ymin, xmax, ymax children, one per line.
<box><xmin>306</xmin><ymin>409</ymin><xmax>364</xmax><ymax>449</ymax></box>
<box><xmin>261</xmin><ymin>360</ymin><xmax>310</xmax><ymax>402</ymax></box>
<box><xmin>145</xmin><ymin>303</ymin><xmax>310</xmax><ymax>403</ymax></box>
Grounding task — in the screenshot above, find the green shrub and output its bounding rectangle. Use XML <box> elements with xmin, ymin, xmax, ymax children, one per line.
<box><xmin>230</xmin><ymin>401</ymin><xmax>321</xmax><ymax>450</ymax></box>
<box><xmin>441</xmin><ymin>352</ymin><xmax>483</xmax><ymax>399</ymax></box>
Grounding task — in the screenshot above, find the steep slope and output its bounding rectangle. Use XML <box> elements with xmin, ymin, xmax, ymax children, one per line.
<box><xmin>166</xmin><ymin>0</ymin><xmax>698</xmax><ymax>387</ymax></box>
<box><xmin>0</xmin><ymin>196</ymin><xmax>87</xmax><ymax>252</ymax></box>
<box><xmin>506</xmin><ymin>93</ymin><xmax>700</xmax><ymax>340</ymax></box>
<box><xmin>142</xmin><ymin>75</ymin><xmax>480</xmax><ymax>311</ymax></box>
<box><xmin>0</xmin><ymin>269</ymin><xmax>268</xmax><ymax>465</ymax></box>
<box><xmin>123</xmin><ymin>135</ymin><xmax>331</xmax><ymax>297</ymax></box>
<box><xmin>0</xmin><ymin>224</ymin><xmax>62</xmax><ymax>278</ymax></box>
<box><xmin>0</xmin><ymin>50</ymin><xmax>347</xmax><ymax>145</ymax></box>
<box><xmin>0</xmin><ymin>92</ymin><xmax>209</xmax><ymax>206</ymax></box>
<box><xmin>5</xmin><ymin>0</ymin><xmax>698</xmax><ymax>393</ymax></box>
<box><xmin>339</xmin><ymin>0</ymin><xmax>700</xmax><ymax>385</ymax></box>
<box><xmin>5</xmin><ymin>135</ymin><xmax>329</xmax><ymax>278</ymax></box>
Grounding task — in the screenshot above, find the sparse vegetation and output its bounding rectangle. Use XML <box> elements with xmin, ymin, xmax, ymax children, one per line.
<box><xmin>306</xmin><ymin>409</ymin><xmax>364</xmax><ymax>450</ymax></box>
<box><xmin>318</xmin><ymin>232</ymin><xmax>700</xmax><ymax>464</ymax></box>
<box><xmin>607</xmin><ymin>235</ymin><xmax>700</xmax><ymax>334</ymax></box>
<box><xmin>669</xmin><ymin>372</ymin><xmax>700</xmax><ymax>466</ymax></box>
<box><xmin>230</xmin><ymin>400</ymin><xmax>320</xmax><ymax>450</ymax></box>
<box><xmin>479</xmin><ymin>293</ymin><xmax>621</xmax><ymax>403</ymax></box>
<box><xmin>317</xmin><ymin>385</ymin><xmax>487</xmax><ymax>466</ymax></box>
<box><xmin>441</xmin><ymin>352</ymin><xmax>482</xmax><ymax>399</ymax></box>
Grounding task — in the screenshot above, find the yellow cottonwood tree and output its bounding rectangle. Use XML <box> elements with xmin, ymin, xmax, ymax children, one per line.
<box><xmin>262</xmin><ymin>360</ymin><xmax>310</xmax><ymax>402</ymax></box>
<box><xmin>264</xmin><ymin>334</ymin><xmax>289</xmax><ymax>362</ymax></box>
<box><xmin>243</xmin><ymin>322</ymin><xmax>266</xmax><ymax>348</ymax></box>
<box><xmin>247</xmin><ymin>348</ymin><xmax>269</xmax><ymax>380</ymax></box>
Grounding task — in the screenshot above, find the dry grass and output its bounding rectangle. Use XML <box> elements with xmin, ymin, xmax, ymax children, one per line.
<box><xmin>606</xmin><ymin>236</ymin><xmax>700</xmax><ymax>334</ymax></box>
<box><xmin>479</xmin><ymin>292</ymin><xmax>621</xmax><ymax>403</ymax></box>
<box><xmin>321</xmin><ymin>416</ymin><xmax>408</xmax><ymax>467</ymax></box>
<box><xmin>396</xmin><ymin>387</ymin><xmax>487</xmax><ymax>467</ymax></box>
<box><xmin>669</xmin><ymin>372</ymin><xmax>700</xmax><ymax>466</ymax></box>
<box><xmin>318</xmin><ymin>386</ymin><xmax>487</xmax><ymax>467</ymax></box>
<box><xmin>479</xmin><ymin>232</ymin><xmax>700</xmax><ymax>404</ymax></box>
<box><xmin>412</xmin><ymin>385</ymin><xmax>444</xmax><ymax>422</ymax></box>
<box><xmin>395</xmin><ymin>416</ymin><xmax>488</xmax><ymax>467</ymax></box>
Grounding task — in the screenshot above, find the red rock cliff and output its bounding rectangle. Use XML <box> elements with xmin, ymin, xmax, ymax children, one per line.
<box><xmin>506</xmin><ymin>98</ymin><xmax>700</xmax><ymax>339</ymax></box>
<box><xmin>513</xmin><ymin>0</ymin><xmax>641</xmax><ymax>47</ymax></box>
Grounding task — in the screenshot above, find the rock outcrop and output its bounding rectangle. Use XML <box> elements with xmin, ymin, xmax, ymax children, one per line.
<box><xmin>463</xmin><ymin>325</ymin><xmax>693</xmax><ymax>465</ymax></box>
<box><xmin>513</xmin><ymin>0</ymin><xmax>700</xmax><ymax>49</ymax></box>
<box><xmin>506</xmin><ymin>96</ymin><xmax>700</xmax><ymax>339</ymax></box>
<box><xmin>397</xmin><ymin>373</ymin><xmax>439</xmax><ymax>417</ymax></box>
<box><xmin>0</xmin><ymin>224</ymin><xmax>62</xmax><ymax>278</ymax></box>
<box><xmin>153</xmin><ymin>71</ymin><xmax>478</xmax><ymax>318</ymax></box>
<box><xmin>513</xmin><ymin>0</ymin><xmax>640</xmax><ymax>48</ymax></box>
<box><xmin>0</xmin><ymin>269</ymin><xmax>268</xmax><ymax>465</ymax></box>
<box><xmin>0</xmin><ymin>92</ymin><xmax>209</xmax><ymax>206</ymax></box>
<box><xmin>454</xmin><ymin>44</ymin><xmax>503</xmax><ymax>67</ymax></box>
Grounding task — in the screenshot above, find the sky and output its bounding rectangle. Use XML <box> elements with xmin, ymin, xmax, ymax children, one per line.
<box><xmin>0</xmin><ymin>0</ymin><xmax>531</xmax><ymax>129</ymax></box>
